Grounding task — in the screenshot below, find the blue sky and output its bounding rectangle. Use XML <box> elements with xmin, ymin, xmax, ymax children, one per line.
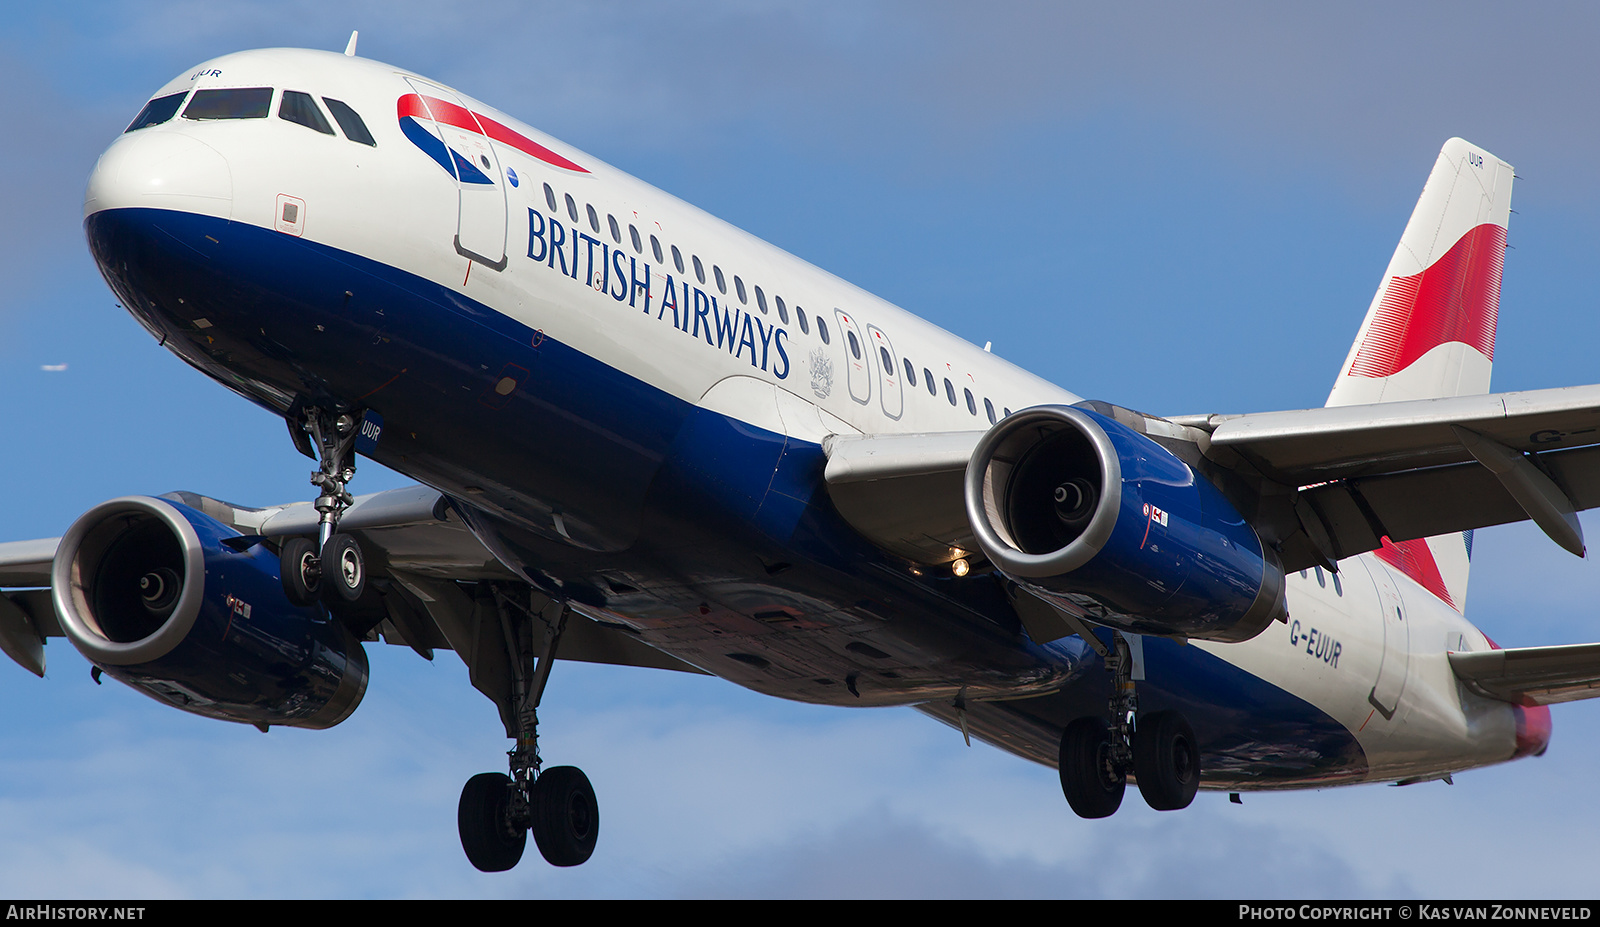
<box><xmin>4</xmin><ymin>1</ymin><xmax>1600</xmax><ymax>898</ymax></box>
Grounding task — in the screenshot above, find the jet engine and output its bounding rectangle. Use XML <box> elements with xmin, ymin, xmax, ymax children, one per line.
<box><xmin>52</xmin><ymin>496</ymin><xmax>368</xmax><ymax>729</ymax></box>
<box><xmin>965</xmin><ymin>405</ymin><xmax>1285</xmax><ymax>642</ymax></box>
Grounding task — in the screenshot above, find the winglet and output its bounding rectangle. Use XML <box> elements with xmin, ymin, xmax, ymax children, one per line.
<box><xmin>344</xmin><ymin>31</ymin><xmax>359</xmax><ymax>57</ymax></box>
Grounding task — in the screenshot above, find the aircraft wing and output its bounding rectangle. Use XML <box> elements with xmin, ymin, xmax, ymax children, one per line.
<box><xmin>1188</xmin><ymin>383</ymin><xmax>1600</xmax><ymax>565</ymax></box>
<box><xmin>1188</xmin><ymin>383</ymin><xmax>1600</xmax><ymax>483</ymax></box>
<box><xmin>0</xmin><ymin>537</ymin><xmax>58</xmax><ymax>588</ymax></box>
<box><xmin>1449</xmin><ymin>644</ymin><xmax>1600</xmax><ymax>706</ymax></box>
<box><xmin>0</xmin><ymin>486</ymin><xmax>704</xmax><ymax>679</ymax></box>
<box><xmin>822</xmin><ymin>385</ymin><xmax>1600</xmax><ymax>574</ymax></box>
<box><xmin>822</xmin><ymin>431</ymin><xmax>984</xmax><ymax>565</ymax></box>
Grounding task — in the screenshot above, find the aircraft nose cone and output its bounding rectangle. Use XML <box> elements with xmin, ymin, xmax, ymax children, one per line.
<box><xmin>84</xmin><ymin>131</ymin><xmax>232</xmax><ymax>219</ymax></box>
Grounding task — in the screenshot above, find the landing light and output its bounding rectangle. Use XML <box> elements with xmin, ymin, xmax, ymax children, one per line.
<box><xmin>951</xmin><ymin>558</ymin><xmax>970</xmax><ymax>578</ymax></box>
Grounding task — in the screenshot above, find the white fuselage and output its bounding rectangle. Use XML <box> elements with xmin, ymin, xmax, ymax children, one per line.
<box><xmin>83</xmin><ymin>47</ymin><xmax>1539</xmax><ymax>788</ymax></box>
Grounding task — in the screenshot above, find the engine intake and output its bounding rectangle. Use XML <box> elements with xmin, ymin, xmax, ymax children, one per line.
<box><xmin>53</xmin><ymin>496</ymin><xmax>368</xmax><ymax>729</ymax></box>
<box><xmin>965</xmin><ymin>406</ymin><xmax>1284</xmax><ymax>642</ymax></box>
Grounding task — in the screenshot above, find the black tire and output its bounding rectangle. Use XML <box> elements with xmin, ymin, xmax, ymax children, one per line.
<box><xmin>531</xmin><ymin>766</ymin><xmax>598</xmax><ymax>867</ymax></box>
<box><xmin>1059</xmin><ymin>717</ymin><xmax>1125</xmax><ymax>819</ymax></box>
<box><xmin>458</xmin><ymin>772</ymin><xmax>526</xmax><ymax>872</ymax></box>
<box><xmin>279</xmin><ymin>537</ymin><xmax>320</xmax><ymax>606</ymax></box>
<box><xmin>320</xmin><ymin>533</ymin><xmax>365</xmax><ymax>605</ymax></box>
<box><xmin>1133</xmin><ymin>710</ymin><xmax>1200</xmax><ymax>811</ymax></box>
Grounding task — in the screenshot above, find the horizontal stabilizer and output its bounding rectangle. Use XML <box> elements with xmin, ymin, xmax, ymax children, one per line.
<box><xmin>1449</xmin><ymin>643</ymin><xmax>1600</xmax><ymax>706</ymax></box>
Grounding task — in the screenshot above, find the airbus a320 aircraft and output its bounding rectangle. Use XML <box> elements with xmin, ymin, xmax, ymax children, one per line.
<box><xmin>5</xmin><ymin>40</ymin><xmax>1600</xmax><ymax>872</ymax></box>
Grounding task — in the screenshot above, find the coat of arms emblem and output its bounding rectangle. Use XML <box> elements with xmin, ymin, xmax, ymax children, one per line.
<box><xmin>808</xmin><ymin>348</ymin><xmax>833</xmax><ymax>400</ymax></box>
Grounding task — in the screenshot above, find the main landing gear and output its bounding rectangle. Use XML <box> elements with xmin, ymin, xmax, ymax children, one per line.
<box><xmin>458</xmin><ymin>588</ymin><xmax>598</xmax><ymax>871</ymax></box>
<box><xmin>1058</xmin><ymin>632</ymin><xmax>1200</xmax><ymax>818</ymax></box>
<box><xmin>278</xmin><ymin>408</ymin><xmax>371</xmax><ymax>616</ymax></box>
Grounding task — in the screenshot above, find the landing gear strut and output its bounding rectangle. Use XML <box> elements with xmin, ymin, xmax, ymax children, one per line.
<box><xmin>1058</xmin><ymin>631</ymin><xmax>1200</xmax><ymax>817</ymax></box>
<box><xmin>278</xmin><ymin>407</ymin><xmax>368</xmax><ymax>613</ymax></box>
<box><xmin>457</xmin><ymin>588</ymin><xmax>598</xmax><ymax>871</ymax></box>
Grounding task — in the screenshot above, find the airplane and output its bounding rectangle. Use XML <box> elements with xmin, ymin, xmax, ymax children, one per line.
<box><xmin>4</xmin><ymin>38</ymin><xmax>1600</xmax><ymax>874</ymax></box>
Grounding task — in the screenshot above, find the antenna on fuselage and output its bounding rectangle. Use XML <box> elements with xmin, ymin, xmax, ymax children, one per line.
<box><xmin>344</xmin><ymin>31</ymin><xmax>359</xmax><ymax>57</ymax></box>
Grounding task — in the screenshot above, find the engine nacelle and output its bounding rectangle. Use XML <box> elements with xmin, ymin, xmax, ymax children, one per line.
<box><xmin>965</xmin><ymin>406</ymin><xmax>1285</xmax><ymax>642</ymax></box>
<box><xmin>52</xmin><ymin>496</ymin><xmax>368</xmax><ymax>729</ymax></box>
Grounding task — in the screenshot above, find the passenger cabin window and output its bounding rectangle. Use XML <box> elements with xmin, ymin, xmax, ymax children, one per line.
<box><xmin>924</xmin><ymin>369</ymin><xmax>936</xmax><ymax>395</ymax></box>
<box><xmin>944</xmin><ymin>378</ymin><xmax>957</xmax><ymax>405</ymax></box>
<box><xmin>651</xmin><ymin>235</ymin><xmax>664</xmax><ymax>264</ymax></box>
<box><xmin>184</xmin><ymin>87</ymin><xmax>273</xmax><ymax>120</ymax></box>
<box><xmin>125</xmin><ymin>92</ymin><xmax>187</xmax><ymax>132</ymax></box>
<box><xmin>565</xmin><ymin>194</ymin><xmax>579</xmax><ymax>223</ymax></box>
<box><xmin>775</xmin><ymin>296</ymin><xmax>790</xmax><ymax>324</ymax></box>
<box><xmin>985</xmin><ymin>398</ymin><xmax>997</xmax><ymax>424</ymax></box>
<box><xmin>847</xmin><ymin>330</ymin><xmax>861</xmax><ymax>359</ymax></box>
<box><xmin>964</xmin><ymin>388</ymin><xmax>977</xmax><ymax>416</ymax></box>
<box><xmin>323</xmin><ymin>98</ymin><xmax>375</xmax><ymax>146</ymax></box>
<box><xmin>735</xmin><ymin>276</ymin><xmax>748</xmax><ymax>304</ymax></box>
<box><xmin>692</xmin><ymin>255</ymin><xmax>706</xmax><ymax>285</ymax></box>
<box><xmin>544</xmin><ymin>184</ymin><xmax>558</xmax><ymax>212</ymax></box>
<box><xmin>586</xmin><ymin>204</ymin><xmax>600</xmax><ymax>234</ymax></box>
<box><xmin>279</xmin><ymin>91</ymin><xmax>333</xmax><ymax>135</ymax></box>
<box><xmin>607</xmin><ymin>214</ymin><xmax>621</xmax><ymax>244</ymax></box>
<box><xmin>904</xmin><ymin>359</ymin><xmax>917</xmax><ymax>386</ymax></box>
<box><xmin>755</xmin><ymin>286</ymin><xmax>768</xmax><ymax>314</ymax></box>
<box><xmin>629</xmin><ymin>225</ymin><xmax>642</xmax><ymax>254</ymax></box>
<box><xmin>713</xmin><ymin>265</ymin><xmax>727</xmax><ymax>295</ymax></box>
<box><xmin>817</xmin><ymin>317</ymin><xmax>830</xmax><ymax>344</ymax></box>
<box><xmin>796</xmin><ymin>307</ymin><xmax>809</xmax><ymax>334</ymax></box>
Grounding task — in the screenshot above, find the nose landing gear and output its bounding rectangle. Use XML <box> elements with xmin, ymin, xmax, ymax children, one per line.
<box><xmin>277</xmin><ymin>407</ymin><xmax>370</xmax><ymax>616</ymax></box>
<box><xmin>1057</xmin><ymin>631</ymin><xmax>1200</xmax><ymax>817</ymax></box>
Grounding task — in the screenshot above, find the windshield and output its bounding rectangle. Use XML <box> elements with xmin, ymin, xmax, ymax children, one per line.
<box><xmin>124</xmin><ymin>92</ymin><xmax>187</xmax><ymax>132</ymax></box>
<box><xmin>323</xmin><ymin>97</ymin><xmax>376</xmax><ymax>146</ymax></box>
<box><xmin>183</xmin><ymin>87</ymin><xmax>273</xmax><ymax>120</ymax></box>
<box><xmin>279</xmin><ymin>91</ymin><xmax>333</xmax><ymax>135</ymax></box>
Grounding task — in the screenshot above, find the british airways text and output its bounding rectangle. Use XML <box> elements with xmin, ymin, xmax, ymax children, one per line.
<box><xmin>526</xmin><ymin>208</ymin><xmax>792</xmax><ymax>378</ymax></box>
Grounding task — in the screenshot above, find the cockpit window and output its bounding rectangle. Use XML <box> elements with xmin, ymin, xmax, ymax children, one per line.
<box><xmin>279</xmin><ymin>91</ymin><xmax>334</xmax><ymax>135</ymax></box>
<box><xmin>125</xmin><ymin>92</ymin><xmax>187</xmax><ymax>132</ymax></box>
<box><xmin>183</xmin><ymin>87</ymin><xmax>274</xmax><ymax>120</ymax></box>
<box><xmin>322</xmin><ymin>98</ymin><xmax>376</xmax><ymax>146</ymax></box>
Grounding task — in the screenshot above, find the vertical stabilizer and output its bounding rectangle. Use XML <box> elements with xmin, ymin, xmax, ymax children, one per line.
<box><xmin>1328</xmin><ymin>138</ymin><xmax>1513</xmax><ymax>407</ymax></box>
<box><xmin>1328</xmin><ymin>138</ymin><xmax>1513</xmax><ymax>613</ymax></box>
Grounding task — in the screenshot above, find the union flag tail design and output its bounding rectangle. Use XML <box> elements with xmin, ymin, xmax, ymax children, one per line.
<box><xmin>1328</xmin><ymin>138</ymin><xmax>1514</xmax><ymax>613</ymax></box>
